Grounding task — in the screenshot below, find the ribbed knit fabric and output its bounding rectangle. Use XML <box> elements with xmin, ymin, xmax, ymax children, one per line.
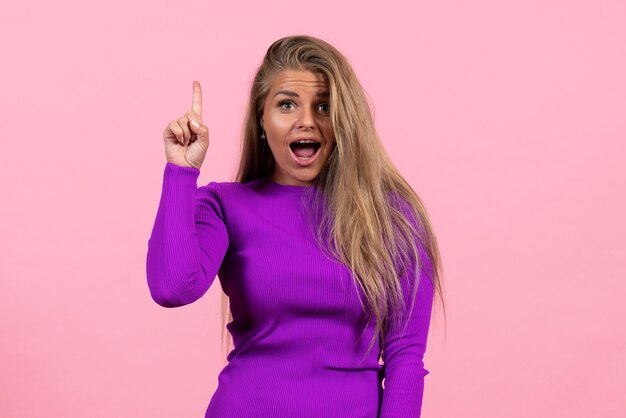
<box><xmin>146</xmin><ymin>161</ymin><xmax>435</xmax><ymax>418</ymax></box>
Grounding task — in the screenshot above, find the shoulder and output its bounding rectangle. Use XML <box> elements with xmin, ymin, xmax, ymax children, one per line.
<box><xmin>385</xmin><ymin>189</ymin><xmax>433</xmax><ymax>277</ymax></box>
<box><xmin>386</xmin><ymin>189</ymin><xmax>420</xmax><ymax>231</ymax></box>
<box><xmin>194</xmin><ymin>178</ymin><xmax>272</xmax><ymax>233</ymax></box>
<box><xmin>197</xmin><ymin>177</ymin><xmax>268</xmax><ymax>202</ymax></box>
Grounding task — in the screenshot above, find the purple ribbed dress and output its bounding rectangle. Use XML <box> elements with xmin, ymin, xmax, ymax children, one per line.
<box><xmin>146</xmin><ymin>162</ymin><xmax>435</xmax><ymax>417</ymax></box>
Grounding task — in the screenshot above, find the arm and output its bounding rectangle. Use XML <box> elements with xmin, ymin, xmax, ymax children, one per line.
<box><xmin>146</xmin><ymin>162</ymin><xmax>229</xmax><ymax>307</ymax></box>
<box><xmin>379</xmin><ymin>239</ymin><xmax>435</xmax><ymax>417</ymax></box>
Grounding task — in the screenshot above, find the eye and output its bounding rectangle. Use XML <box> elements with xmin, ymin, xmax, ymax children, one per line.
<box><xmin>318</xmin><ymin>103</ymin><xmax>330</xmax><ymax>113</ymax></box>
<box><xmin>279</xmin><ymin>101</ymin><xmax>295</xmax><ymax>110</ymax></box>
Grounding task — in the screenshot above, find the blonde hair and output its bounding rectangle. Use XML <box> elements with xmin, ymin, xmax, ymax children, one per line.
<box><xmin>220</xmin><ymin>34</ymin><xmax>446</xmax><ymax>365</ymax></box>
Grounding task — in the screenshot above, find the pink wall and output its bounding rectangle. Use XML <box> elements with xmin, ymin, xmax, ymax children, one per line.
<box><xmin>1</xmin><ymin>0</ymin><xmax>624</xmax><ymax>417</ymax></box>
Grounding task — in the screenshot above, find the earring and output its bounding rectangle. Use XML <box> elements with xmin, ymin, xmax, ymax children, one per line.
<box><xmin>260</xmin><ymin>130</ymin><xmax>266</xmax><ymax>169</ymax></box>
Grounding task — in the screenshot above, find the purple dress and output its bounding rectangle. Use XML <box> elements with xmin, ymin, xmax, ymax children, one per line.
<box><xmin>146</xmin><ymin>162</ymin><xmax>435</xmax><ymax>417</ymax></box>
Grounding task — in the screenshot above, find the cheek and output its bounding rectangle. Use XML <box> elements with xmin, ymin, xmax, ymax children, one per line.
<box><xmin>265</xmin><ymin>111</ymin><xmax>293</xmax><ymax>130</ymax></box>
<box><xmin>325</xmin><ymin>128</ymin><xmax>336</xmax><ymax>144</ymax></box>
<box><xmin>323</xmin><ymin>120</ymin><xmax>334</xmax><ymax>136</ymax></box>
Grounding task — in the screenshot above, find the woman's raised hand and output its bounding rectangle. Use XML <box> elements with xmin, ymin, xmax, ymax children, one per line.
<box><xmin>163</xmin><ymin>80</ymin><xmax>210</xmax><ymax>170</ymax></box>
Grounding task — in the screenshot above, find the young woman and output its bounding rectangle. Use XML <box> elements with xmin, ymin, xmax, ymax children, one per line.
<box><xmin>147</xmin><ymin>34</ymin><xmax>445</xmax><ymax>418</ymax></box>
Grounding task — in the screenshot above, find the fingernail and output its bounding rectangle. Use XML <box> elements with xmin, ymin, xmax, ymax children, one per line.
<box><xmin>191</xmin><ymin>119</ymin><xmax>200</xmax><ymax>128</ymax></box>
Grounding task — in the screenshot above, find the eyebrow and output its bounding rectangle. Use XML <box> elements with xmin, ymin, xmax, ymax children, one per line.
<box><xmin>273</xmin><ymin>89</ymin><xmax>330</xmax><ymax>98</ymax></box>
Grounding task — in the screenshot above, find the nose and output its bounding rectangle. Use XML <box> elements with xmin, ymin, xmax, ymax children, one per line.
<box><xmin>296</xmin><ymin>106</ymin><xmax>316</xmax><ymax>130</ymax></box>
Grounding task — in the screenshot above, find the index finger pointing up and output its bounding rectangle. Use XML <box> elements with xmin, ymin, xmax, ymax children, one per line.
<box><xmin>192</xmin><ymin>80</ymin><xmax>202</xmax><ymax>120</ymax></box>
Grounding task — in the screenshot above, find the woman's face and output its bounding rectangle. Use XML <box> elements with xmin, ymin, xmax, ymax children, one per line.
<box><xmin>261</xmin><ymin>68</ymin><xmax>336</xmax><ymax>186</ymax></box>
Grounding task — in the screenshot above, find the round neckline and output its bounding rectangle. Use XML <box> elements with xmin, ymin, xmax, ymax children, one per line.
<box><xmin>262</xmin><ymin>177</ymin><xmax>315</xmax><ymax>193</ymax></box>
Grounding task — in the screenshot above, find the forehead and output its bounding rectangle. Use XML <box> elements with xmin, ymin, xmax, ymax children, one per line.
<box><xmin>270</xmin><ymin>69</ymin><xmax>329</xmax><ymax>91</ymax></box>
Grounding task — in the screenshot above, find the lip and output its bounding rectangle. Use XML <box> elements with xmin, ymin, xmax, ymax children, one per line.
<box><xmin>288</xmin><ymin>141</ymin><xmax>322</xmax><ymax>167</ymax></box>
<box><xmin>290</xmin><ymin>136</ymin><xmax>321</xmax><ymax>144</ymax></box>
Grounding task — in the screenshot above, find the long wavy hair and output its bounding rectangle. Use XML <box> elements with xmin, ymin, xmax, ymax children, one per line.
<box><xmin>220</xmin><ymin>34</ymin><xmax>446</xmax><ymax>365</ymax></box>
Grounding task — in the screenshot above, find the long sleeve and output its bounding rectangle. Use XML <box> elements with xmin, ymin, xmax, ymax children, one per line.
<box><xmin>146</xmin><ymin>161</ymin><xmax>229</xmax><ymax>307</ymax></box>
<box><xmin>379</xmin><ymin>232</ymin><xmax>435</xmax><ymax>417</ymax></box>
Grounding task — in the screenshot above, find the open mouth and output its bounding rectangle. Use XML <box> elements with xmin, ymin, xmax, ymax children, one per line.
<box><xmin>289</xmin><ymin>139</ymin><xmax>322</xmax><ymax>160</ymax></box>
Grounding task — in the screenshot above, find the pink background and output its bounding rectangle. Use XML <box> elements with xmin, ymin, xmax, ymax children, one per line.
<box><xmin>1</xmin><ymin>0</ymin><xmax>625</xmax><ymax>417</ymax></box>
